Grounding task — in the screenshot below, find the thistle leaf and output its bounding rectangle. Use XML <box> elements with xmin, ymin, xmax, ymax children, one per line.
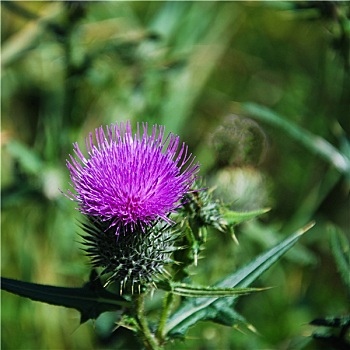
<box><xmin>207</xmin><ymin>306</ymin><xmax>258</xmax><ymax>334</ymax></box>
<box><xmin>222</xmin><ymin>208</ymin><xmax>270</xmax><ymax>226</ymax></box>
<box><xmin>310</xmin><ymin>315</ymin><xmax>350</xmax><ymax>328</ymax></box>
<box><xmin>161</xmin><ymin>281</ymin><xmax>267</xmax><ymax>298</ymax></box>
<box><xmin>165</xmin><ymin>222</ymin><xmax>314</xmax><ymax>338</ymax></box>
<box><xmin>1</xmin><ymin>270</ymin><xmax>130</xmax><ymax>323</ymax></box>
<box><xmin>309</xmin><ymin>315</ymin><xmax>350</xmax><ymax>349</ymax></box>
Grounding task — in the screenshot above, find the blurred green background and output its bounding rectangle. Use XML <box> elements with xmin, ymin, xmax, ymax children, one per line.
<box><xmin>1</xmin><ymin>1</ymin><xmax>349</xmax><ymax>349</ymax></box>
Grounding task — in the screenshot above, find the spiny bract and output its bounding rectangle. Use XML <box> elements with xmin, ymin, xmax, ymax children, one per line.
<box><xmin>81</xmin><ymin>218</ymin><xmax>181</xmax><ymax>293</ymax></box>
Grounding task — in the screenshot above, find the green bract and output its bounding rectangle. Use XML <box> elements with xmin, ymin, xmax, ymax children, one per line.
<box><xmin>81</xmin><ymin>219</ymin><xmax>182</xmax><ymax>294</ymax></box>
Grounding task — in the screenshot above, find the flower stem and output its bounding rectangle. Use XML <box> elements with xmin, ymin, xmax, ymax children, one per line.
<box><xmin>156</xmin><ymin>292</ymin><xmax>174</xmax><ymax>343</ymax></box>
<box><xmin>134</xmin><ymin>293</ymin><xmax>160</xmax><ymax>350</ymax></box>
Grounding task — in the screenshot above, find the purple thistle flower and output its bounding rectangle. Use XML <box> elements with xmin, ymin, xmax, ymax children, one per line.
<box><xmin>66</xmin><ymin>121</ymin><xmax>199</xmax><ymax>234</ymax></box>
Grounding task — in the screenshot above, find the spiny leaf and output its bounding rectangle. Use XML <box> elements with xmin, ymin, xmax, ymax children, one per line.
<box><xmin>161</xmin><ymin>281</ymin><xmax>267</xmax><ymax>298</ymax></box>
<box><xmin>309</xmin><ymin>315</ymin><xmax>350</xmax><ymax>349</ymax></box>
<box><xmin>1</xmin><ymin>270</ymin><xmax>130</xmax><ymax>323</ymax></box>
<box><xmin>165</xmin><ymin>222</ymin><xmax>314</xmax><ymax>338</ymax></box>
<box><xmin>208</xmin><ymin>306</ymin><xmax>258</xmax><ymax>334</ymax></box>
<box><xmin>222</xmin><ymin>208</ymin><xmax>270</xmax><ymax>226</ymax></box>
<box><xmin>310</xmin><ymin>315</ymin><xmax>350</xmax><ymax>329</ymax></box>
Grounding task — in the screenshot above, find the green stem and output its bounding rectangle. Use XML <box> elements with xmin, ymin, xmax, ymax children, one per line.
<box><xmin>156</xmin><ymin>292</ymin><xmax>174</xmax><ymax>343</ymax></box>
<box><xmin>134</xmin><ymin>293</ymin><xmax>160</xmax><ymax>350</ymax></box>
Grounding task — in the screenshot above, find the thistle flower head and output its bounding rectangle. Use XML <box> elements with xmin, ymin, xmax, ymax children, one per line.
<box><xmin>66</xmin><ymin>121</ymin><xmax>199</xmax><ymax>234</ymax></box>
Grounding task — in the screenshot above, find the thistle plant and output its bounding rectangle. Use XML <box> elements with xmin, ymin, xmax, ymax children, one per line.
<box><xmin>1</xmin><ymin>121</ymin><xmax>318</xmax><ymax>350</ymax></box>
<box><xmin>66</xmin><ymin>121</ymin><xmax>199</xmax><ymax>293</ymax></box>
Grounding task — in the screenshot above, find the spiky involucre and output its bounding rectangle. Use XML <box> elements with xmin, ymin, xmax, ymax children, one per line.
<box><xmin>81</xmin><ymin>219</ymin><xmax>180</xmax><ymax>293</ymax></box>
<box><xmin>66</xmin><ymin>121</ymin><xmax>199</xmax><ymax>234</ymax></box>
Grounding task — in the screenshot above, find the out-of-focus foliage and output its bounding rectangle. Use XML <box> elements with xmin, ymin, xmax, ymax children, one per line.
<box><xmin>1</xmin><ymin>1</ymin><xmax>349</xmax><ymax>349</ymax></box>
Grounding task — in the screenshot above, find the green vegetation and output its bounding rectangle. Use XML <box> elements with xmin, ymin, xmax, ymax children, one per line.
<box><xmin>2</xmin><ymin>2</ymin><xmax>349</xmax><ymax>349</ymax></box>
